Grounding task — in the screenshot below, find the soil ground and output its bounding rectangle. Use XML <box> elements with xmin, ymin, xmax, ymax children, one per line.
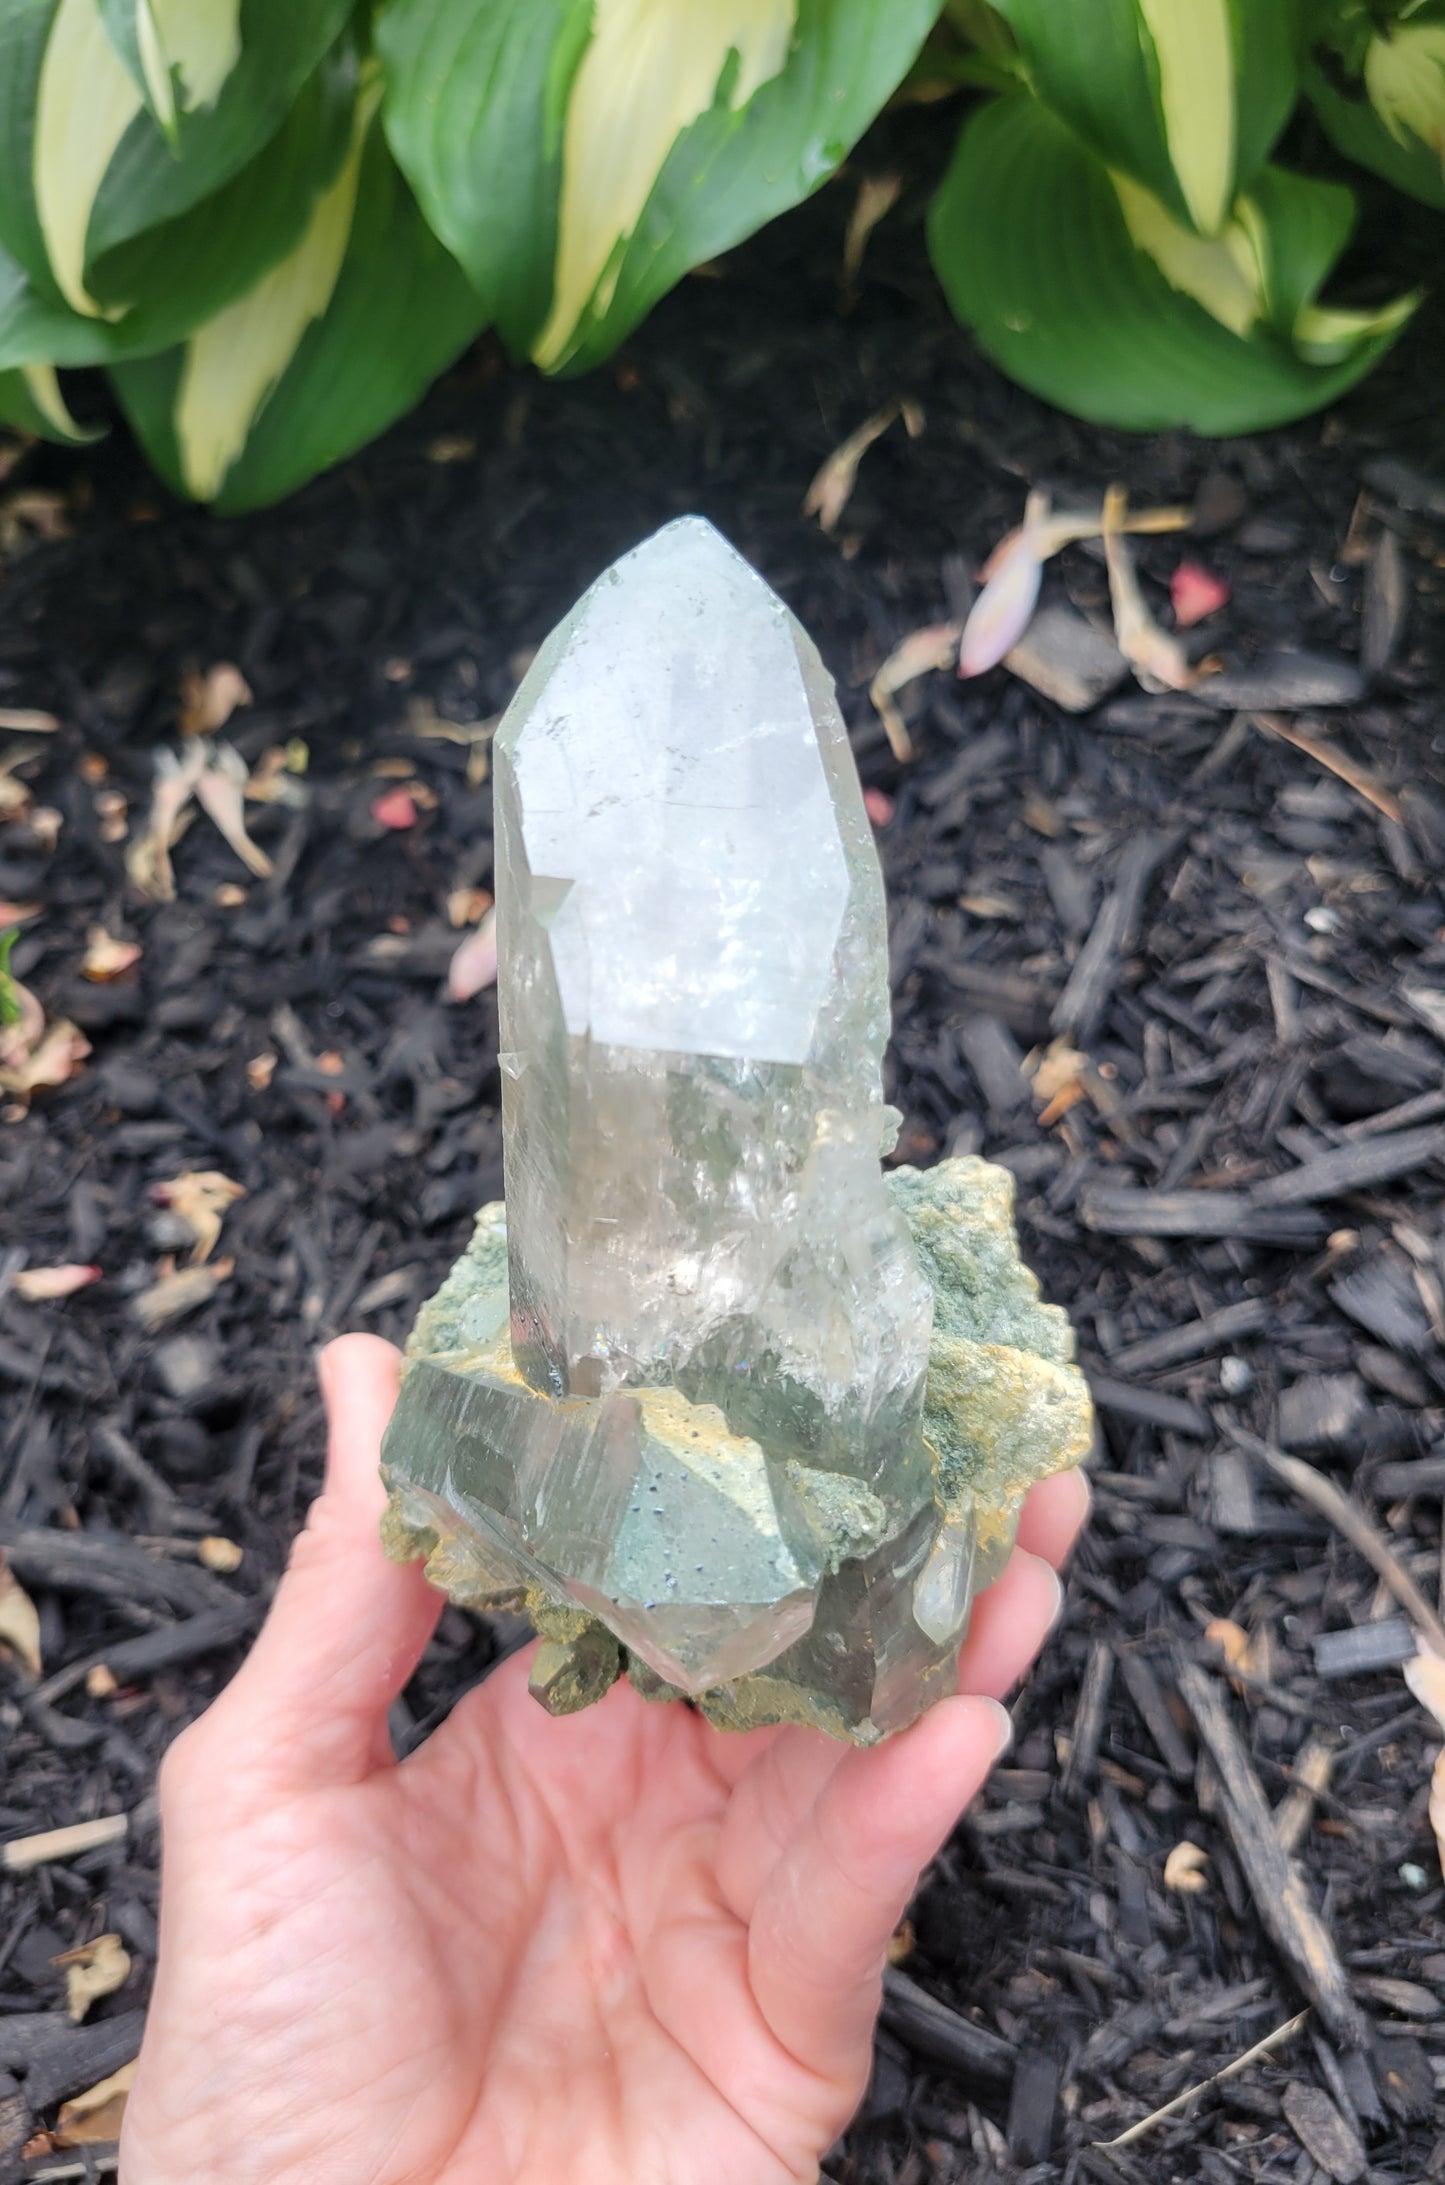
<box><xmin>3</xmin><ymin>104</ymin><xmax>1445</xmax><ymax>2184</ymax></box>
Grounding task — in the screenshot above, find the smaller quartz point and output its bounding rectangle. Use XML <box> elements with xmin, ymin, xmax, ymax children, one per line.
<box><xmin>380</xmin><ymin>518</ymin><xmax>1092</xmax><ymax>1742</ymax></box>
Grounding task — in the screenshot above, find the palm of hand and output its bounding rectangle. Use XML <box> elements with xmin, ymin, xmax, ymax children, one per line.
<box><xmin>123</xmin><ymin>1340</ymin><xmax>1085</xmax><ymax>2185</ymax></box>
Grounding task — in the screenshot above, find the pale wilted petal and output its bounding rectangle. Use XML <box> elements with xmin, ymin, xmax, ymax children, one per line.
<box><xmin>1102</xmin><ymin>487</ymin><xmax>1197</xmax><ymax>693</ymax></box>
<box><xmin>11</xmin><ymin>1263</ymin><xmax>101</xmax><ymax>1301</ymax></box>
<box><xmin>178</xmin><ymin>662</ymin><xmax>252</xmax><ymax>737</ymax></box>
<box><xmin>0</xmin><ymin>1559</ymin><xmax>43</xmax><ymax>1675</ymax></box>
<box><xmin>52</xmin><ymin>2058</ymin><xmax>136</xmax><ymax>2149</ymax></box>
<box><xmin>132</xmin><ymin>1257</ymin><xmax>233</xmax><ymax>1332</ymax></box>
<box><xmin>82</xmin><ymin>926</ymin><xmax>141</xmax><ymax>982</ymax></box>
<box><xmin>126</xmin><ymin>742</ymin><xmax>207</xmax><ymax>902</ymax></box>
<box><xmin>151</xmin><ymin>1169</ymin><xmax>245</xmax><ymax>1264</ymax></box>
<box><xmin>803</xmin><ymin>399</ymin><xmax>922</xmax><ymax>535</ymax></box>
<box><xmin>448</xmin><ymin>908</ymin><xmax>498</xmax><ymax>1001</ymax></box>
<box><xmin>0</xmin><ymin>975</ymin><xmax>47</xmax><ymax>1065</ymax></box>
<box><xmin>959</xmin><ymin>527</ymin><xmax>1044</xmax><ymax>678</ymax></box>
<box><xmin>196</xmin><ymin>742</ymin><xmax>274</xmax><ymax>878</ymax></box>
<box><xmin>842</xmin><ymin>171</ymin><xmax>902</xmax><ymax>288</ymax></box>
<box><xmin>57</xmin><ymin>1931</ymin><xmax>131</xmax><ymax>2023</ymax></box>
<box><xmin>1404</xmin><ymin>1650</ymin><xmax>1445</xmax><ymax>1877</ymax></box>
<box><xmin>869</xmin><ymin>621</ymin><xmax>963</xmax><ymax>761</ymax></box>
<box><xmin>0</xmin><ymin>1016</ymin><xmax>90</xmax><ymax>1097</ymax></box>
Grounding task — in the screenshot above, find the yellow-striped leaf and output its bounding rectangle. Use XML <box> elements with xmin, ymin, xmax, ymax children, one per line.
<box><xmin>992</xmin><ymin>0</ymin><xmax>1298</xmax><ymax>236</ymax></box>
<box><xmin>928</xmin><ymin>92</ymin><xmax>1415</xmax><ymax>435</ymax></box>
<box><xmin>171</xmin><ymin>71</ymin><xmax>381</xmax><ymax>499</ymax></box>
<box><xmin>380</xmin><ymin>0</ymin><xmax>938</xmax><ymax>366</ymax></box>
<box><xmin>534</xmin><ymin>0</ymin><xmax>795</xmax><ymax>367</ymax></box>
<box><xmin>110</xmin><ymin>109</ymin><xmax>488</xmax><ymax>509</ymax></box>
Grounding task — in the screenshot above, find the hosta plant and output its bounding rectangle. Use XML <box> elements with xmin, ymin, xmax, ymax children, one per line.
<box><xmin>0</xmin><ymin>0</ymin><xmax>937</xmax><ymax>508</ymax></box>
<box><xmin>927</xmin><ymin>0</ymin><xmax>1433</xmax><ymax>432</ymax></box>
<box><xmin>0</xmin><ymin>0</ymin><xmax>1439</xmax><ymax>509</ymax></box>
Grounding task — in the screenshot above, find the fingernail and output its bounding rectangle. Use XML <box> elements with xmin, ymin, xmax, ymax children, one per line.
<box><xmin>1031</xmin><ymin>1555</ymin><xmax>1065</xmax><ymax>1629</ymax></box>
<box><xmin>980</xmin><ymin>1698</ymin><xmax>1013</xmax><ymax>1763</ymax></box>
<box><xmin>1046</xmin><ymin>1561</ymin><xmax>1066</xmax><ymax>1626</ymax></box>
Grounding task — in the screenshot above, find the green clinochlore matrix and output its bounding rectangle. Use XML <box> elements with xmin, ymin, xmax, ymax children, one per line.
<box><xmin>379</xmin><ymin>518</ymin><xmax>1092</xmax><ymax>1742</ymax></box>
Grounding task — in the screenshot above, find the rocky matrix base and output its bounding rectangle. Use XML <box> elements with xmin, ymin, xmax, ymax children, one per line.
<box><xmin>382</xmin><ymin>1156</ymin><xmax>1090</xmax><ymax>1744</ymax></box>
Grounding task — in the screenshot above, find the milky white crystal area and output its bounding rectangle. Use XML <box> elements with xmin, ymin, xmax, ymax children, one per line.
<box><xmin>494</xmin><ymin>516</ymin><xmax>934</xmax><ymax>1462</ymax></box>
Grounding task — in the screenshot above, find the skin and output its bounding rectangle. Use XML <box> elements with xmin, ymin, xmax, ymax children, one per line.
<box><xmin>122</xmin><ymin>1334</ymin><xmax>1089</xmax><ymax>2185</ymax></box>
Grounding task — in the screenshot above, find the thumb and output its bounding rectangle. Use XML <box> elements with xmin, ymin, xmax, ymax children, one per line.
<box><xmin>207</xmin><ymin>1334</ymin><xmax>442</xmax><ymax>1793</ymax></box>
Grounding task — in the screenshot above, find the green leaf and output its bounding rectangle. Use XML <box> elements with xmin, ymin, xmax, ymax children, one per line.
<box><xmin>110</xmin><ymin>111</ymin><xmax>488</xmax><ymax>511</ymax></box>
<box><xmin>1238</xmin><ymin>161</ymin><xmax>1355</xmax><ymax>335</ymax></box>
<box><xmin>86</xmin><ymin>0</ymin><xmax>354</xmax><ymax>262</ymax></box>
<box><xmin>0</xmin><ymin>926</ymin><xmax>21</xmax><ymax>1025</ymax></box>
<box><xmin>86</xmin><ymin>42</ymin><xmax>358</xmax><ymax>326</ymax></box>
<box><xmin>0</xmin><ymin>0</ymin><xmax>349</xmax><ymax>327</ymax></box>
<box><xmin>379</xmin><ymin>0</ymin><xmax>937</xmax><ymax>370</ymax></box>
<box><xmin>0</xmin><ymin>359</ymin><xmax>98</xmax><ymax>439</ymax></box>
<box><xmin>95</xmin><ymin>0</ymin><xmax>179</xmax><ymax>141</ymax></box>
<box><xmin>378</xmin><ymin>0</ymin><xmax>590</xmax><ymax>353</ymax></box>
<box><xmin>0</xmin><ymin>0</ymin><xmax>65</xmax><ymax>302</ymax></box>
<box><xmin>992</xmin><ymin>0</ymin><xmax>1299</xmax><ymax>233</ymax></box>
<box><xmin>541</xmin><ymin>0</ymin><xmax>941</xmax><ymax>374</ymax></box>
<box><xmin>927</xmin><ymin>91</ymin><xmax>1414</xmax><ymax>434</ymax></box>
<box><xmin>0</xmin><ymin>45</ymin><xmax>359</xmax><ymax>372</ymax></box>
<box><xmin>1305</xmin><ymin>56</ymin><xmax>1445</xmax><ymax>207</ymax></box>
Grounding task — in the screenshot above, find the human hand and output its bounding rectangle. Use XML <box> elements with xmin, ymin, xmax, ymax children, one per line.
<box><xmin>122</xmin><ymin>1335</ymin><xmax>1088</xmax><ymax>2185</ymax></box>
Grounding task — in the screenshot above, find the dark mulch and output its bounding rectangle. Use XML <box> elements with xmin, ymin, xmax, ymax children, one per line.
<box><xmin>3</xmin><ymin>102</ymin><xmax>1445</xmax><ymax>2183</ymax></box>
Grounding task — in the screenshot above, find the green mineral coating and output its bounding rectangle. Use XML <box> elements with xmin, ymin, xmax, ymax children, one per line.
<box><xmin>378</xmin><ymin>1483</ymin><xmax>437</xmax><ymax>1567</ymax></box>
<box><xmin>525</xmin><ymin>1589</ymin><xmax>599</xmax><ymax>1645</ymax></box>
<box><xmin>780</xmin><ymin>1460</ymin><xmax>890</xmax><ymax>1571</ymax></box>
<box><xmin>529</xmin><ymin>1626</ymin><xmax>622</xmax><ymax>1715</ymax></box>
<box><xmin>887</xmin><ymin>1161</ymin><xmax>1092</xmax><ymax>1522</ymax></box>
<box><xmin>922</xmin><ymin>1335</ymin><xmax>1094</xmax><ymax>1511</ymax></box>
<box><xmin>406</xmin><ymin>1202</ymin><xmax>510</xmax><ymax>1361</ymax></box>
<box><xmin>887</xmin><ymin>1158</ymin><xmax>1076</xmax><ymax>1363</ymax></box>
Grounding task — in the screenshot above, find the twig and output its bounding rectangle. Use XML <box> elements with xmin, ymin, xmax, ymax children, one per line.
<box><xmin>1094</xmin><ymin>2009</ymin><xmax>1310</xmax><ymax>2149</ymax></box>
<box><xmin>1252</xmin><ymin>712</ymin><xmax>1403</xmax><ymax>824</ymax></box>
<box><xmin>3</xmin><ymin>1812</ymin><xmax>127</xmax><ymax>1873</ymax></box>
<box><xmin>29</xmin><ymin>2162</ymin><xmax>119</xmax><ymax>2182</ymax></box>
<box><xmin>1230</xmin><ymin>1425</ymin><xmax>1445</xmax><ymax>1657</ymax></box>
<box><xmin>1177</xmin><ymin>1660</ymin><xmax>1368</xmax><ymax>2047</ymax></box>
<box><xmin>1273</xmin><ymin>1733</ymin><xmax>1336</xmax><ymax>1857</ymax></box>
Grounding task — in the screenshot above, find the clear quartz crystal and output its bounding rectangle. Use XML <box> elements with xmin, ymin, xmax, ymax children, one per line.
<box><xmin>495</xmin><ymin>517</ymin><xmax>933</xmax><ymax>1463</ymax></box>
<box><xmin>380</xmin><ymin>518</ymin><xmax>1091</xmax><ymax>1738</ymax></box>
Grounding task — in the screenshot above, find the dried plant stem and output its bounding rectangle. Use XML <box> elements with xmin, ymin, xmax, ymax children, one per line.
<box><xmin>1230</xmin><ymin>1424</ymin><xmax>1445</xmax><ymax>1657</ymax></box>
<box><xmin>1252</xmin><ymin>712</ymin><xmax>1403</xmax><ymax>825</ymax></box>
<box><xmin>1095</xmin><ymin>2009</ymin><xmax>1310</xmax><ymax>2149</ymax></box>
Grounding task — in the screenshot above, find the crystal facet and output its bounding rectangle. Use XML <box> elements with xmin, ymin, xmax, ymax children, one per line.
<box><xmin>380</xmin><ymin>518</ymin><xmax>1092</xmax><ymax>1741</ymax></box>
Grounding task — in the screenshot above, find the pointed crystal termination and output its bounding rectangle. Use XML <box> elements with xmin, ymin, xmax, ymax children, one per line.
<box><xmin>494</xmin><ymin>518</ymin><xmax>932</xmax><ymax>1473</ymax></box>
<box><xmin>380</xmin><ymin>518</ymin><xmax>1093</xmax><ymax>1739</ymax></box>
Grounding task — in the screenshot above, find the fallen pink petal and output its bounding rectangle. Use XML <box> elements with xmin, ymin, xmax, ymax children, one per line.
<box><xmin>863</xmin><ymin>786</ymin><xmax>895</xmax><ymax>827</ymax></box>
<box><xmin>11</xmin><ymin>1264</ymin><xmax>102</xmax><ymax>1302</ymax></box>
<box><xmin>372</xmin><ymin>787</ymin><xmax>419</xmax><ymax>831</ymax></box>
<box><xmin>1171</xmin><ymin>560</ymin><xmax>1231</xmax><ymax>628</ymax></box>
<box><xmin>448</xmin><ymin>908</ymin><xmax>498</xmax><ymax>1000</ymax></box>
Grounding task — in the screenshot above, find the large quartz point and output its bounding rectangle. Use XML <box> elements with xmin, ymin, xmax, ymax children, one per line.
<box><xmin>380</xmin><ymin>518</ymin><xmax>1092</xmax><ymax>1742</ymax></box>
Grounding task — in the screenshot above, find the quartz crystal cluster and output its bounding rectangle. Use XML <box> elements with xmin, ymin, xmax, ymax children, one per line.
<box><xmin>380</xmin><ymin>518</ymin><xmax>1091</xmax><ymax>1742</ymax></box>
